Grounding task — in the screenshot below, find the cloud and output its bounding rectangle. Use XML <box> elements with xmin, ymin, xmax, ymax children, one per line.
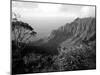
<box><xmin>12</xmin><ymin>1</ymin><xmax>95</xmax><ymax>19</ymax></box>
<box><xmin>12</xmin><ymin>1</ymin><xmax>38</xmax><ymax>8</ymax></box>
<box><xmin>12</xmin><ymin>1</ymin><xmax>39</xmax><ymax>18</ymax></box>
<box><xmin>60</xmin><ymin>4</ymin><xmax>95</xmax><ymax>18</ymax></box>
<box><xmin>29</xmin><ymin>3</ymin><xmax>62</xmax><ymax>17</ymax></box>
<box><xmin>12</xmin><ymin>1</ymin><xmax>62</xmax><ymax>18</ymax></box>
<box><xmin>80</xmin><ymin>6</ymin><xmax>95</xmax><ymax>17</ymax></box>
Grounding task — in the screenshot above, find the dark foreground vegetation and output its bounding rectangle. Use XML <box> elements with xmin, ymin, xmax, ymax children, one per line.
<box><xmin>12</xmin><ymin>39</ymin><xmax>96</xmax><ymax>74</ymax></box>
<box><xmin>12</xmin><ymin>17</ymin><xmax>96</xmax><ymax>74</ymax></box>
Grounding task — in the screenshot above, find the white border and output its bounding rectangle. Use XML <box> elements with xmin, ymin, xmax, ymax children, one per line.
<box><xmin>0</xmin><ymin>0</ymin><xmax>100</xmax><ymax>75</ymax></box>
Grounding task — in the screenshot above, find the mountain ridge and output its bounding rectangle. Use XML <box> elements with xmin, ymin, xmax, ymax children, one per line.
<box><xmin>31</xmin><ymin>17</ymin><xmax>96</xmax><ymax>52</ymax></box>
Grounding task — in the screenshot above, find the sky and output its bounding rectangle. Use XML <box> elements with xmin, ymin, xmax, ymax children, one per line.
<box><xmin>12</xmin><ymin>1</ymin><xmax>95</xmax><ymax>39</ymax></box>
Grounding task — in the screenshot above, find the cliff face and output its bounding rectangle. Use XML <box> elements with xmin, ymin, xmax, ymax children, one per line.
<box><xmin>32</xmin><ymin>17</ymin><xmax>96</xmax><ymax>54</ymax></box>
<box><xmin>44</xmin><ymin>17</ymin><xmax>96</xmax><ymax>48</ymax></box>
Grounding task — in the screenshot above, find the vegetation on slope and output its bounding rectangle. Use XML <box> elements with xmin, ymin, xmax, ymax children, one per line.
<box><xmin>12</xmin><ymin>17</ymin><xmax>96</xmax><ymax>74</ymax></box>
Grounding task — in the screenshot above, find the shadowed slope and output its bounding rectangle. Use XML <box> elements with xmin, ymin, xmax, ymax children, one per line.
<box><xmin>43</xmin><ymin>17</ymin><xmax>96</xmax><ymax>49</ymax></box>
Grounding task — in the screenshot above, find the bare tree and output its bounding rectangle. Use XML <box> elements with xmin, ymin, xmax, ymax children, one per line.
<box><xmin>12</xmin><ymin>13</ymin><xmax>37</xmax><ymax>49</ymax></box>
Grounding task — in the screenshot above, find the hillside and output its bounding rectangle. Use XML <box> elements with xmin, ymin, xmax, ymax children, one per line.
<box><xmin>40</xmin><ymin>17</ymin><xmax>96</xmax><ymax>49</ymax></box>
<box><xmin>12</xmin><ymin>17</ymin><xmax>96</xmax><ymax>74</ymax></box>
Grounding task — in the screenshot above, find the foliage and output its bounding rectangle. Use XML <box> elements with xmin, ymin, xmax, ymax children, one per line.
<box><xmin>12</xmin><ymin>17</ymin><xmax>96</xmax><ymax>74</ymax></box>
<box><xmin>12</xmin><ymin>39</ymin><xmax>96</xmax><ymax>74</ymax></box>
<box><xmin>12</xmin><ymin>12</ymin><xmax>37</xmax><ymax>50</ymax></box>
<box><xmin>53</xmin><ymin>41</ymin><xmax>96</xmax><ymax>71</ymax></box>
<box><xmin>12</xmin><ymin>21</ymin><xmax>36</xmax><ymax>46</ymax></box>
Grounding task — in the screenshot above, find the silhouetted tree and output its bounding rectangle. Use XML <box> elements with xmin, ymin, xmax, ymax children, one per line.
<box><xmin>12</xmin><ymin>13</ymin><xmax>37</xmax><ymax>49</ymax></box>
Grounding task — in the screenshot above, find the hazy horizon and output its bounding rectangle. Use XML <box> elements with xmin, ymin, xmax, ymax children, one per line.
<box><xmin>12</xmin><ymin>1</ymin><xmax>95</xmax><ymax>39</ymax></box>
